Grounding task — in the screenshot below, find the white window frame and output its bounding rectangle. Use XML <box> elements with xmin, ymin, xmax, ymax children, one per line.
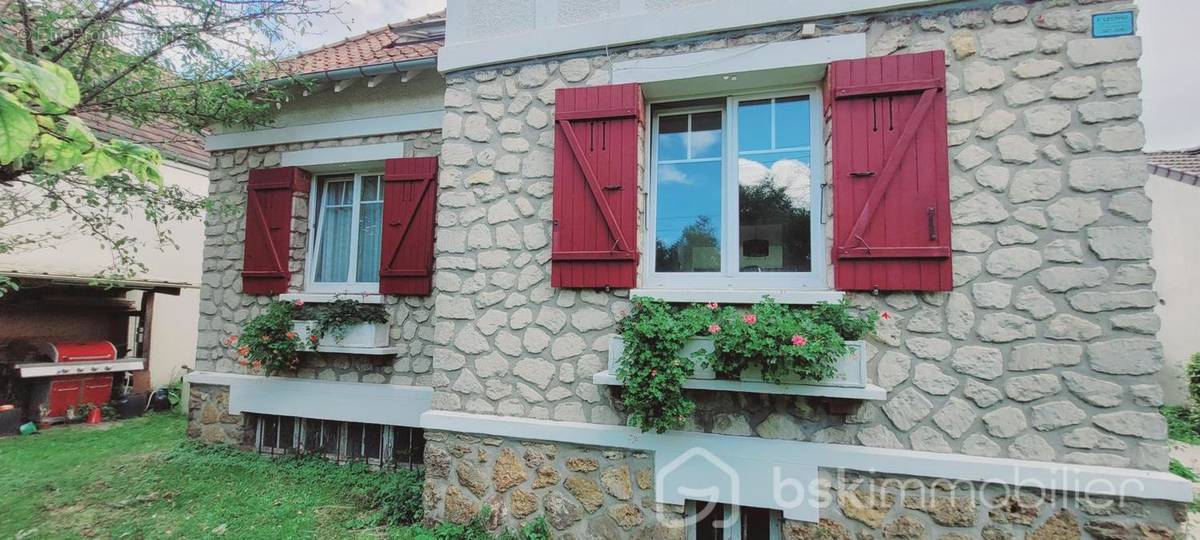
<box><xmin>685</xmin><ymin>501</ymin><xmax>782</xmax><ymax>540</ymax></box>
<box><xmin>304</xmin><ymin>171</ymin><xmax>384</xmax><ymax>294</ymax></box>
<box><xmin>644</xmin><ymin>87</ymin><xmax>827</xmax><ymax>292</ymax></box>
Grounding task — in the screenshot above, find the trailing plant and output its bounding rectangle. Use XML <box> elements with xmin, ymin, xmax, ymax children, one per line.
<box><xmin>615</xmin><ymin>296</ymin><xmax>878</xmax><ymax>433</ymax></box>
<box><xmin>616</xmin><ymin>298</ymin><xmax>712</xmax><ymax>433</ymax></box>
<box><xmin>232</xmin><ymin>301</ymin><xmax>304</xmax><ymax>375</ymax></box>
<box><xmin>294</xmin><ymin>299</ymin><xmax>388</xmax><ymax>343</ymax></box>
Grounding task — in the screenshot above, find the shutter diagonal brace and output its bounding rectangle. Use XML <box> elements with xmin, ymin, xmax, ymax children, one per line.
<box><xmin>840</xmin><ymin>87</ymin><xmax>939</xmax><ymax>254</ymax></box>
<box><xmin>245</xmin><ymin>185</ymin><xmax>286</xmax><ymax>276</ymax></box>
<box><xmin>557</xmin><ymin>119</ymin><xmax>633</xmax><ymax>257</ymax></box>
<box><xmin>380</xmin><ymin>174</ymin><xmax>433</xmax><ymax>276</ymax></box>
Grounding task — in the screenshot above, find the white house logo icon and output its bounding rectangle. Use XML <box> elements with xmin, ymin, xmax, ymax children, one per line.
<box><xmin>656</xmin><ymin>446</ymin><xmax>741</xmax><ymax>528</ymax></box>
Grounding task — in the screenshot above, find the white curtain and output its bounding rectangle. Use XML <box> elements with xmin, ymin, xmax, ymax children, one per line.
<box><xmin>315</xmin><ymin>181</ymin><xmax>353</xmax><ymax>282</ymax></box>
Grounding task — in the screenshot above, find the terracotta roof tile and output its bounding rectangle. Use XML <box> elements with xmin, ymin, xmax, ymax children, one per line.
<box><xmin>78</xmin><ymin>112</ymin><xmax>208</xmax><ymax>169</ymax></box>
<box><xmin>1146</xmin><ymin>147</ymin><xmax>1200</xmax><ymax>186</ymax></box>
<box><xmin>277</xmin><ymin>10</ymin><xmax>445</xmax><ymax>76</ymax></box>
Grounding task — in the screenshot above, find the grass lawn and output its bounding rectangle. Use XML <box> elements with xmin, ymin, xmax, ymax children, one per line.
<box><xmin>0</xmin><ymin>414</ymin><xmax>407</xmax><ymax>539</ymax></box>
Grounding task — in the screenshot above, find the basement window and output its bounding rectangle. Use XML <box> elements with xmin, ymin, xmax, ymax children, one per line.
<box><xmin>688</xmin><ymin>501</ymin><xmax>782</xmax><ymax>540</ymax></box>
<box><xmin>251</xmin><ymin>413</ymin><xmax>423</xmax><ymax>469</ymax></box>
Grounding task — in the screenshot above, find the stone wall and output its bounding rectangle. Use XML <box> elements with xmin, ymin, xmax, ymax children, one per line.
<box><xmin>425</xmin><ymin>432</ymin><xmax>1184</xmax><ymax>537</ymax></box>
<box><xmin>426</xmin><ymin>0</ymin><xmax>1167</xmax><ymax>477</ymax></box>
<box><xmin>187</xmin><ymin>382</ymin><xmax>248</xmax><ymax>446</ymax></box>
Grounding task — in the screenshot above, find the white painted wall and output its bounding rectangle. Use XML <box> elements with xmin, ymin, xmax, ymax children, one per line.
<box><xmin>0</xmin><ymin>160</ymin><xmax>207</xmax><ymax>389</ymax></box>
<box><xmin>1148</xmin><ymin>174</ymin><xmax>1200</xmax><ymax>405</ymax></box>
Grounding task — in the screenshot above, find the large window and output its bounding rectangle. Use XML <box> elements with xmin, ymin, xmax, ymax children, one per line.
<box><xmin>647</xmin><ymin>91</ymin><xmax>824</xmax><ymax>290</ymax></box>
<box><xmin>307</xmin><ymin>172</ymin><xmax>384</xmax><ymax>293</ymax></box>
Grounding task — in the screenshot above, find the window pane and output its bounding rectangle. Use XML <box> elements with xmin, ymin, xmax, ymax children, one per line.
<box><xmin>739</xmin><ymin>506</ymin><xmax>773</xmax><ymax>540</ymax></box>
<box><xmin>315</xmin><ymin>179</ymin><xmax>353</xmax><ymax>282</ymax></box>
<box><xmin>657</xmin><ymin>115</ymin><xmax>688</xmax><ymax>161</ymax></box>
<box><xmin>655</xmin><ymin>161</ymin><xmax>721</xmax><ymax>272</ymax></box>
<box><xmin>737</xmin><ymin>98</ymin><xmax>771</xmax><ymax>152</ymax></box>
<box><xmin>361</xmin><ymin>175</ymin><xmax>382</xmax><ymax>202</ymax></box>
<box><xmin>729</xmin><ymin>97</ymin><xmax>816</xmax><ymax>274</ymax></box>
<box><xmin>356</xmin><ymin>201</ymin><xmax>382</xmax><ymax>282</ymax></box>
<box><xmin>690</xmin><ymin>111</ymin><xmax>723</xmax><ymax>159</ymax></box>
<box><xmin>692</xmin><ymin>502</ymin><xmax>726</xmax><ymax>540</ymax></box>
<box><xmin>775</xmin><ymin>96</ymin><xmax>811</xmax><ymax>149</ymax></box>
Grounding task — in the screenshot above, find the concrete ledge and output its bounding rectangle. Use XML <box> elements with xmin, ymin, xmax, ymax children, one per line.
<box><xmin>421</xmin><ymin>410</ymin><xmax>1193</xmax><ymax>506</ymax></box>
<box><xmin>187</xmin><ymin>371</ymin><xmax>430</xmax><ymax>427</ymax></box>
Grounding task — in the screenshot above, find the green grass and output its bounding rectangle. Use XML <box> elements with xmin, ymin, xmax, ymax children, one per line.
<box><xmin>0</xmin><ymin>414</ymin><xmax>418</xmax><ymax>539</ymax></box>
<box><xmin>1170</xmin><ymin>458</ymin><xmax>1200</xmax><ymax>482</ymax></box>
<box><xmin>1162</xmin><ymin>405</ymin><xmax>1200</xmax><ymax>445</ymax></box>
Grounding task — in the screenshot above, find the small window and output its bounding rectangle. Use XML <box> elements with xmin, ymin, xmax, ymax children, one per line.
<box><xmin>647</xmin><ymin>91</ymin><xmax>825</xmax><ymax>291</ymax></box>
<box><xmin>307</xmin><ymin>172</ymin><xmax>384</xmax><ymax>293</ymax></box>
<box><xmin>252</xmin><ymin>413</ymin><xmax>424</xmax><ymax>469</ymax></box>
<box><xmin>687</xmin><ymin>501</ymin><xmax>781</xmax><ymax>540</ymax></box>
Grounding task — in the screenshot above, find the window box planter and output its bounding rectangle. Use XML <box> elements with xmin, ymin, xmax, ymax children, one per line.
<box><xmin>291</xmin><ymin>321</ymin><xmax>389</xmax><ymax>349</ymax></box>
<box><xmin>599</xmin><ymin>336</ymin><xmax>883</xmax><ymax>400</ymax></box>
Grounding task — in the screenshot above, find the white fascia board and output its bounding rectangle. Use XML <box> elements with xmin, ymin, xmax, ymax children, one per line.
<box><xmin>280</xmin><ymin>142</ymin><xmax>405</xmax><ymax>169</ymax></box>
<box><xmin>612</xmin><ymin>34</ymin><xmax>866</xmax><ymax>85</ymax></box>
<box><xmin>187</xmin><ymin>371</ymin><xmax>431</xmax><ymax>427</ymax></box>
<box><xmin>421</xmin><ymin>410</ymin><xmax>1194</xmax><ymax>510</ymax></box>
<box><xmin>438</xmin><ymin>0</ymin><xmax>953</xmax><ymax>72</ymax></box>
<box><xmin>205</xmin><ymin>111</ymin><xmax>442</xmax><ymax>151</ymax></box>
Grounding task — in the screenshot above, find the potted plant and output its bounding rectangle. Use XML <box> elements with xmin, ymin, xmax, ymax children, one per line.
<box><xmin>613</xmin><ymin>296</ymin><xmax>879</xmax><ymax>433</ymax></box>
<box><xmin>291</xmin><ymin>299</ymin><xmax>389</xmax><ymax>348</ymax></box>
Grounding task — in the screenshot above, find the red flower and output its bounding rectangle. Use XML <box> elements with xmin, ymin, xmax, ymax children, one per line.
<box><xmin>251</xmin><ymin>360</ymin><xmax>263</xmax><ymax>370</ymax></box>
<box><xmin>285</xmin><ymin>331</ymin><xmax>297</xmax><ymax>339</ymax></box>
<box><xmin>237</xmin><ymin>346</ymin><xmax>250</xmax><ymax>356</ymax></box>
<box><xmin>705</xmin><ymin>302</ymin><xmax>719</xmax><ymax>310</ymax></box>
<box><xmin>225</xmin><ymin>335</ymin><xmax>238</xmax><ymax>346</ymax></box>
<box><xmin>237</xmin><ymin>359</ymin><xmax>249</xmax><ymax>366</ymax></box>
<box><xmin>791</xmin><ymin>335</ymin><xmax>808</xmax><ymax>346</ymax></box>
<box><xmin>708</xmin><ymin>324</ymin><xmax>721</xmax><ymax>335</ymax></box>
<box><xmin>309</xmin><ymin>335</ymin><xmax>319</xmax><ymax>343</ymax></box>
<box><xmin>742</xmin><ymin>314</ymin><xmax>757</xmax><ymax>325</ymax></box>
<box><xmin>881</xmin><ymin>311</ymin><xmax>892</xmax><ymax>320</ymax></box>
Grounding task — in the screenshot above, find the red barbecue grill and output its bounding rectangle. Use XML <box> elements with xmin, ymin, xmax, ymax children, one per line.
<box><xmin>17</xmin><ymin>341</ymin><xmax>144</xmax><ymax>421</ymax></box>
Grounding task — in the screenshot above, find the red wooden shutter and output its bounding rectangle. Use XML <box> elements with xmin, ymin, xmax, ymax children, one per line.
<box><xmin>242</xmin><ymin>167</ymin><xmax>308</xmax><ymax>294</ymax></box>
<box><xmin>827</xmin><ymin>50</ymin><xmax>952</xmax><ymax>292</ymax></box>
<box><xmin>379</xmin><ymin>157</ymin><xmax>438</xmax><ymax>295</ymax></box>
<box><xmin>551</xmin><ymin>83</ymin><xmax>643</xmax><ymax>289</ymax></box>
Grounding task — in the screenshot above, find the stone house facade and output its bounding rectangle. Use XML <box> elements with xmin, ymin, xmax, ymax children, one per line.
<box><xmin>187</xmin><ymin>2</ymin><xmax>1192</xmax><ymax>538</ymax></box>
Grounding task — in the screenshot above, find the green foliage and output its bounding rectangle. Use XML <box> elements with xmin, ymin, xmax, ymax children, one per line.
<box><xmin>295</xmin><ymin>298</ymin><xmax>389</xmax><ymax>343</ymax></box>
<box><xmin>1188</xmin><ymin>353</ymin><xmax>1200</xmax><ymax>406</ymax></box>
<box><xmin>1170</xmin><ymin>458</ymin><xmax>1199</xmax><ymax>482</ymax></box>
<box><xmin>235</xmin><ymin>301</ymin><xmax>305</xmax><ymax>375</ymax></box>
<box><xmin>616</xmin><ymin>298</ymin><xmax>709</xmax><ymax>433</ymax></box>
<box><xmin>393</xmin><ymin>509</ymin><xmax>551</xmax><ymax>540</ymax></box>
<box><xmin>352</xmin><ymin>467</ymin><xmax>425</xmax><ymax>527</ymax></box>
<box><xmin>616</xmin><ymin>296</ymin><xmax>878</xmax><ymax>432</ymax></box>
<box><xmin>1163</xmin><ymin>406</ymin><xmax>1200</xmax><ymax>445</ymax></box>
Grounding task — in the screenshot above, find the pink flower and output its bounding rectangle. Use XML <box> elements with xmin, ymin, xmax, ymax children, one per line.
<box><xmin>708</xmin><ymin>324</ymin><xmax>721</xmax><ymax>334</ymax></box>
<box><xmin>742</xmin><ymin>314</ymin><xmax>757</xmax><ymax>325</ymax></box>
<box><xmin>225</xmin><ymin>335</ymin><xmax>238</xmax><ymax>346</ymax></box>
<box><xmin>705</xmin><ymin>302</ymin><xmax>719</xmax><ymax>310</ymax></box>
<box><xmin>293</xmin><ymin>300</ymin><xmax>305</xmax><ymax>307</ymax></box>
<box><xmin>791</xmin><ymin>335</ymin><xmax>808</xmax><ymax>346</ymax></box>
<box><xmin>881</xmin><ymin>311</ymin><xmax>891</xmax><ymax>321</ymax></box>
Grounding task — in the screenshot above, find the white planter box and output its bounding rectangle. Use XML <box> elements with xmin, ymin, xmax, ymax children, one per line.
<box><xmin>608</xmin><ymin>336</ymin><xmax>867</xmax><ymax>388</ymax></box>
<box><xmin>292</xmin><ymin>321</ymin><xmax>389</xmax><ymax>349</ymax></box>
<box><xmin>608</xmin><ymin>336</ymin><xmax>717</xmax><ymax>379</ymax></box>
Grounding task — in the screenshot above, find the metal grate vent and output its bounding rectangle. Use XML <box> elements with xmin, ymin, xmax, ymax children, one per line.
<box><xmin>251</xmin><ymin>413</ymin><xmax>424</xmax><ymax>469</ymax></box>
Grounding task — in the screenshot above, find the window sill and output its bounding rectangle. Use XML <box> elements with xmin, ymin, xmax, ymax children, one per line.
<box><xmin>629</xmin><ymin>288</ymin><xmax>843</xmax><ymax>305</ymax></box>
<box><xmin>280</xmin><ymin>292</ymin><xmax>385</xmax><ymax>304</ymax></box>
<box><xmin>592</xmin><ymin>369</ymin><xmax>886</xmax><ymax>400</ymax></box>
<box><xmin>307</xmin><ymin>345</ymin><xmax>399</xmax><ymax>355</ymax></box>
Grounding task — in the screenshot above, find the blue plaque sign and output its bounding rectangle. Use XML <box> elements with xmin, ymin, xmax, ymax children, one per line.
<box><xmin>1092</xmin><ymin>11</ymin><xmax>1135</xmax><ymax>38</ymax></box>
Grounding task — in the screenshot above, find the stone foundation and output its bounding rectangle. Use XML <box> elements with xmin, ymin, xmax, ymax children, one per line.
<box><xmin>186</xmin><ymin>383</ymin><xmax>248</xmax><ymax>446</ymax></box>
<box><xmin>424</xmin><ymin>433</ymin><xmax>1186</xmax><ymax>539</ymax></box>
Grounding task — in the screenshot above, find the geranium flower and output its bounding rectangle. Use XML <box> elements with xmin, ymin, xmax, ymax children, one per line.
<box><xmin>225</xmin><ymin>335</ymin><xmax>238</xmax><ymax>346</ymax></box>
<box><xmin>293</xmin><ymin>300</ymin><xmax>304</xmax><ymax>307</ymax></box>
<box><xmin>791</xmin><ymin>335</ymin><xmax>808</xmax><ymax>346</ymax></box>
<box><xmin>285</xmin><ymin>331</ymin><xmax>297</xmax><ymax>339</ymax></box>
<box><xmin>706</xmin><ymin>302</ymin><xmax>719</xmax><ymax>310</ymax></box>
<box><xmin>237</xmin><ymin>359</ymin><xmax>249</xmax><ymax>366</ymax></box>
<box><xmin>309</xmin><ymin>335</ymin><xmax>319</xmax><ymax>343</ymax></box>
<box><xmin>237</xmin><ymin>346</ymin><xmax>250</xmax><ymax>356</ymax></box>
<box><xmin>708</xmin><ymin>324</ymin><xmax>721</xmax><ymax>334</ymax></box>
<box><xmin>743</xmin><ymin>314</ymin><xmax>757</xmax><ymax>325</ymax></box>
<box><xmin>251</xmin><ymin>360</ymin><xmax>263</xmax><ymax>370</ymax></box>
<box><xmin>881</xmin><ymin>311</ymin><xmax>892</xmax><ymax>320</ymax></box>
